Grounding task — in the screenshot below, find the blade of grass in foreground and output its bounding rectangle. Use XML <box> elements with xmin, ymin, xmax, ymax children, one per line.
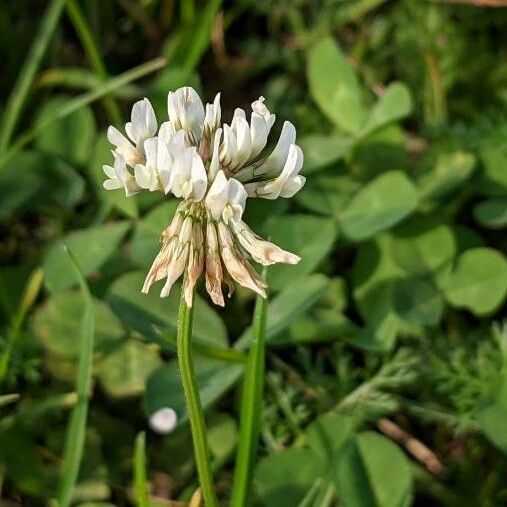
<box><xmin>56</xmin><ymin>246</ymin><xmax>95</xmax><ymax>507</ymax></box>
<box><xmin>230</xmin><ymin>276</ymin><xmax>268</xmax><ymax>507</ymax></box>
<box><xmin>0</xmin><ymin>56</ymin><xmax>166</xmax><ymax>171</ymax></box>
<box><xmin>134</xmin><ymin>432</ymin><xmax>150</xmax><ymax>507</ymax></box>
<box><xmin>66</xmin><ymin>0</ymin><xmax>122</xmax><ymax>124</ymax></box>
<box><xmin>0</xmin><ymin>0</ymin><xmax>67</xmax><ymax>152</ymax></box>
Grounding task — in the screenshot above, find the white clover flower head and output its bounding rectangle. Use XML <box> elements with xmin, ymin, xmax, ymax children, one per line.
<box><xmin>102</xmin><ymin>87</ymin><xmax>306</xmax><ymax>307</ymax></box>
<box><xmin>149</xmin><ymin>407</ymin><xmax>178</xmax><ymax>434</ymax></box>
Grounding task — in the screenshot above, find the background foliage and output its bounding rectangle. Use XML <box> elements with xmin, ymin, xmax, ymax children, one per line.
<box><xmin>1</xmin><ymin>0</ymin><xmax>507</xmax><ymax>505</ymax></box>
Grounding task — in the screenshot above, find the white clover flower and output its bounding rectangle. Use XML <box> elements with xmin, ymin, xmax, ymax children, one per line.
<box><xmin>149</xmin><ymin>407</ymin><xmax>178</xmax><ymax>434</ymax></box>
<box><xmin>103</xmin><ymin>87</ymin><xmax>306</xmax><ymax>307</ymax></box>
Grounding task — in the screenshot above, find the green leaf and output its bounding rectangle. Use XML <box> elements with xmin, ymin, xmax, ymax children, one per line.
<box><xmin>130</xmin><ymin>200</ymin><xmax>180</xmax><ymax>267</ymax></box>
<box><xmin>444</xmin><ymin>248</ymin><xmax>507</xmax><ymax>316</ymax></box>
<box><xmin>335</xmin><ymin>432</ymin><xmax>412</xmax><ymax>507</ymax></box>
<box><xmin>144</xmin><ymin>358</ymin><xmax>243</xmax><ymax>425</ymax></box>
<box><xmin>475</xmin><ymin>404</ymin><xmax>507</xmax><ymax>454</ymax></box>
<box><xmin>262</xmin><ymin>215</ymin><xmax>338</xmax><ymax>290</ymax></box>
<box><xmin>0</xmin><ymin>150</ymin><xmax>84</xmax><ymax>219</ymax></box>
<box><xmin>296</xmin><ymin>172</ymin><xmax>360</xmax><ymax>217</ymax></box>
<box><xmin>306</xmin><ymin>413</ymin><xmax>356</xmax><ymax>466</ymax></box>
<box><xmin>107</xmin><ymin>271</ymin><xmax>227</xmax><ymax>347</ymax></box>
<box><xmin>96</xmin><ymin>340</ymin><xmax>161</xmax><ymax>398</ymax></box>
<box><xmin>298</xmin><ymin>135</ymin><xmax>351</xmax><ymax>173</ymax></box>
<box><xmin>361</xmin><ymin>83</ymin><xmax>412</xmax><ymax>137</ymax></box>
<box><xmin>35</xmin><ymin>97</ymin><xmax>96</xmax><ymax>166</ymax></box>
<box><xmin>208</xmin><ymin>413</ymin><xmax>238</xmax><ymax>461</ymax></box>
<box><xmin>477</xmin><ymin>148</ymin><xmax>507</xmax><ymax>196</ymax></box>
<box><xmin>418</xmin><ymin>151</ymin><xmax>475</xmax><ymax>202</ymax></box>
<box><xmin>391</xmin><ymin>278</ymin><xmax>443</xmax><ymax>326</ymax></box>
<box><xmin>391</xmin><ymin>221</ymin><xmax>456</xmax><ymax>287</ymax></box>
<box><xmin>90</xmin><ymin>134</ymin><xmax>138</xmax><ymax>218</ymax></box>
<box><xmin>254</xmin><ymin>448</ymin><xmax>323</xmax><ymax>507</ymax></box>
<box><xmin>339</xmin><ymin>171</ymin><xmax>418</xmax><ymax>241</ymax></box>
<box><xmin>307</xmin><ymin>37</ymin><xmax>366</xmax><ymax>133</ymax></box>
<box><xmin>236</xmin><ymin>274</ymin><xmax>330</xmax><ymax>349</ymax></box>
<box><xmin>33</xmin><ymin>290</ymin><xmax>123</xmax><ymax>358</ymax></box>
<box><xmin>44</xmin><ymin>222</ymin><xmax>130</xmax><ymax>293</ymax></box>
<box><xmin>57</xmin><ymin>247</ymin><xmax>95</xmax><ymax>507</ymax></box>
<box><xmin>473</xmin><ymin>198</ymin><xmax>507</xmax><ymax>229</ymax></box>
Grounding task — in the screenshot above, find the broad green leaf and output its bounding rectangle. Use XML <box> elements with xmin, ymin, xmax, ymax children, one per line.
<box><xmin>473</xmin><ymin>197</ymin><xmax>507</xmax><ymax>229</ymax></box>
<box><xmin>33</xmin><ymin>290</ymin><xmax>123</xmax><ymax>358</ymax></box>
<box><xmin>144</xmin><ymin>358</ymin><xmax>243</xmax><ymax>425</ymax></box>
<box><xmin>296</xmin><ymin>173</ymin><xmax>360</xmax><ymax>217</ymax></box>
<box><xmin>307</xmin><ymin>37</ymin><xmax>366</xmax><ymax>133</ymax></box>
<box><xmin>130</xmin><ymin>200</ymin><xmax>180</xmax><ymax>267</ymax></box>
<box><xmin>335</xmin><ymin>432</ymin><xmax>412</xmax><ymax>507</ymax></box>
<box><xmin>208</xmin><ymin>413</ymin><xmax>238</xmax><ymax>460</ymax></box>
<box><xmin>298</xmin><ymin>135</ymin><xmax>351</xmax><ymax>173</ymax></box>
<box><xmin>96</xmin><ymin>340</ymin><xmax>161</xmax><ymax>398</ymax></box>
<box><xmin>351</xmin><ymin>125</ymin><xmax>407</xmax><ymax>181</ymax></box>
<box><xmin>361</xmin><ymin>83</ymin><xmax>412</xmax><ymax>137</ymax></box>
<box><xmin>262</xmin><ymin>215</ymin><xmax>338</xmax><ymax>290</ymax></box>
<box><xmin>306</xmin><ymin>413</ymin><xmax>356</xmax><ymax>465</ymax></box>
<box><xmin>254</xmin><ymin>448</ymin><xmax>323</xmax><ymax>507</ymax></box>
<box><xmin>339</xmin><ymin>171</ymin><xmax>418</xmax><ymax>241</ymax></box>
<box><xmin>477</xmin><ymin>148</ymin><xmax>507</xmax><ymax>196</ymax></box>
<box><xmin>35</xmin><ymin>97</ymin><xmax>96</xmax><ymax>166</ymax></box>
<box><xmin>44</xmin><ymin>222</ymin><xmax>130</xmax><ymax>293</ymax></box>
<box><xmin>391</xmin><ymin>221</ymin><xmax>456</xmax><ymax>287</ymax></box>
<box><xmin>235</xmin><ymin>274</ymin><xmax>330</xmax><ymax>349</ymax></box>
<box><xmin>475</xmin><ymin>404</ymin><xmax>507</xmax><ymax>454</ymax></box>
<box><xmin>418</xmin><ymin>152</ymin><xmax>475</xmax><ymax>202</ymax></box>
<box><xmin>392</xmin><ymin>278</ymin><xmax>443</xmax><ymax>326</ymax></box>
<box><xmin>0</xmin><ymin>150</ymin><xmax>84</xmax><ymax>219</ymax></box>
<box><xmin>444</xmin><ymin>248</ymin><xmax>507</xmax><ymax>315</ymax></box>
<box><xmin>106</xmin><ymin>271</ymin><xmax>227</xmax><ymax>347</ymax></box>
<box><xmin>89</xmin><ymin>135</ymin><xmax>138</xmax><ymax>218</ymax></box>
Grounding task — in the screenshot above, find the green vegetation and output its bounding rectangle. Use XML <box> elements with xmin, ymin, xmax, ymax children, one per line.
<box><xmin>1</xmin><ymin>1</ymin><xmax>507</xmax><ymax>506</ymax></box>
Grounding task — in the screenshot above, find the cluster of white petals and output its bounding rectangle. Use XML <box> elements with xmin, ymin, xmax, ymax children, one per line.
<box><xmin>103</xmin><ymin>87</ymin><xmax>305</xmax><ymax>306</ymax></box>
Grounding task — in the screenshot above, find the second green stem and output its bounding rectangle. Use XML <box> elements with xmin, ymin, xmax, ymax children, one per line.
<box><xmin>177</xmin><ymin>290</ymin><xmax>219</xmax><ymax>507</ymax></box>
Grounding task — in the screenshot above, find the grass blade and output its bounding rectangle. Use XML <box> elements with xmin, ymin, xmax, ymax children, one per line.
<box><xmin>0</xmin><ymin>56</ymin><xmax>166</xmax><ymax>171</ymax></box>
<box><xmin>56</xmin><ymin>246</ymin><xmax>95</xmax><ymax>507</ymax></box>
<box><xmin>66</xmin><ymin>0</ymin><xmax>122</xmax><ymax>124</ymax></box>
<box><xmin>230</xmin><ymin>277</ymin><xmax>268</xmax><ymax>507</ymax></box>
<box><xmin>0</xmin><ymin>0</ymin><xmax>67</xmax><ymax>152</ymax></box>
<box><xmin>0</xmin><ymin>268</ymin><xmax>44</xmax><ymax>383</ymax></box>
<box><xmin>134</xmin><ymin>432</ymin><xmax>150</xmax><ymax>507</ymax></box>
<box><xmin>0</xmin><ymin>394</ymin><xmax>20</xmax><ymax>408</ymax></box>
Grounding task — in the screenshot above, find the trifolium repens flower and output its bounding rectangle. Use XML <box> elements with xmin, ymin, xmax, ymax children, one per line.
<box><xmin>149</xmin><ymin>407</ymin><xmax>178</xmax><ymax>434</ymax></box>
<box><xmin>103</xmin><ymin>87</ymin><xmax>305</xmax><ymax>307</ymax></box>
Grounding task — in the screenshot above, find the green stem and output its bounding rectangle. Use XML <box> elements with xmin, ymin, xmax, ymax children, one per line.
<box><xmin>66</xmin><ymin>0</ymin><xmax>122</xmax><ymax>124</ymax></box>
<box><xmin>0</xmin><ymin>0</ymin><xmax>67</xmax><ymax>152</ymax></box>
<box><xmin>230</xmin><ymin>286</ymin><xmax>268</xmax><ymax>507</ymax></box>
<box><xmin>177</xmin><ymin>290</ymin><xmax>218</xmax><ymax>507</ymax></box>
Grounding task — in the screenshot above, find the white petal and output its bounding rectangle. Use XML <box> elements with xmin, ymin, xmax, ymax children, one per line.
<box><xmin>191</xmin><ymin>151</ymin><xmax>207</xmax><ymax>201</ymax></box>
<box><xmin>254</xmin><ymin>121</ymin><xmax>296</xmax><ymax>176</ymax></box>
<box><xmin>170</xmin><ymin>149</ymin><xmax>192</xmax><ymax>198</ymax></box>
<box><xmin>134</xmin><ymin>164</ymin><xmax>153</xmax><ymax>189</ymax></box>
<box><xmin>205</xmin><ymin>170</ymin><xmax>228</xmax><ymax>219</ymax></box>
<box><xmin>280</xmin><ymin>174</ymin><xmax>306</xmax><ymax>198</ymax></box>
<box><xmin>159</xmin><ymin>121</ymin><xmax>176</xmax><ymax>144</ymax></box>
<box><xmin>232</xmin><ymin>116</ymin><xmax>252</xmax><ymax>169</ymax></box>
<box><xmin>130</xmin><ymin>98</ymin><xmax>157</xmax><ymax>144</ymax></box>
<box><xmin>167</xmin><ymin>87</ymin><xmax>205</xmax><ymax>143</ymax></box>
<box><xmin>220</xmin><ymin>125</ymin><xmax>237</xmax><ymax>167</ymax></box>
<box><xmin>103</xmin><ymin>178</ymin><xmax>122</xmax><ymax>190</ymax></box>
<box><xmin>208</xmin><ymin>128</ymin><xmax>222</xmax><ymax>181</ymax></box>
<box><xmin>250</xmin><ymin>112</ymin><xmax>271</xmax><ymax>159</ymax></box>
<box><xmin>103</xmin><ymin>164</ymin><xmax>116</xmax><ymax>178</ymax></box>
<box><xmin>107</xmin><ymin>126</ymin><xmax>140</xmax><ymax>166</ymax></box>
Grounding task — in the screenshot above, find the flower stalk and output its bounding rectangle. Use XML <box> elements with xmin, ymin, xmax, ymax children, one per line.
<box><xmin>176</xmin><ymin>285</ymin><xmax>218</xmax><ymax>507</ymax></box>
<box><xmin>230</xmin><ymin>280</ymin><xmax>268</xmax><ymax>506</ymax></box>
